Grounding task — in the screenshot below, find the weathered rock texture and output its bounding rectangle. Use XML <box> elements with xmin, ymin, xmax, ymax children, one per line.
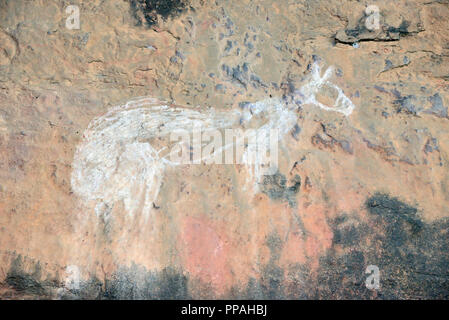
<box><xmin>0</xmin><ymin>0</ymin><xmax>448</xmax><ymax>299</ymax></box>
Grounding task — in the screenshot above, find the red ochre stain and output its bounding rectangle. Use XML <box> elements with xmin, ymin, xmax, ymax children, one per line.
<box><xmin>300</xmin><ymin>204</ymin><xmax>334</xmax><ymax>271</ymax></box>
<box><xmin>178</xmin><ymin>216</ymin><xmax>232</xmax><ymax>295</ymax></box>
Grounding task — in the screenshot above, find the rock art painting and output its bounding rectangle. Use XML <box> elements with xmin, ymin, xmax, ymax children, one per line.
<box><xmin>71</xmin><ymin>63</ymin><xmax>354</xmax><ymax>224</ymax></box>
<box><xmin>1</xmin><ymin>0</ymin><xmax>449</xmax><ymax>301</ymax></box>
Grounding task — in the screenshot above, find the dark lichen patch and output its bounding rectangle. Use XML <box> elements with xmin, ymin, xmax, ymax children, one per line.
<box><xmin>230</xmin><ymin>263</ymin><xmax>313</xmax><ymax>300</ymax></box>
<box><xmin>266</xmin><ymin>232</ymin><xmax>283</xmax><ymax>260</ymax></box>
<box><xmin>260</xmin><ymin>172</ymin><xmax>301</xmax><ymax>207</ymax></box>
<box><xmin>241</xmin><ymin>277</ymin><xmax>264</xmax><ymax>299</ymax></box>
<box><xmin>394</xmin><ymin>95</ymin><xmax>419</xmax><ymax>115</ymax></box>
<box><xmin>4</xmin><ymin>193</ymin><xmax>448</xmax><ymax>299</ymax></box>
<box><xmin>57</xmin><ymin>276</ymin><xmax>104</xmax><ymax>300</ymax></box>
<box><xmin>68</xmin><ymin>267</ymin><xmax>190</xmax><ymax>300</ymax></box>
<box><xmin>387</xmin><ymin>20</ymin><xmax>411</xmax><ymax>37</ymax></box>
<box><xmin>221</xmin><ymin>63</ymin><xmax>250</xmax><ymax>88</ymax></box>
<box><xmin>59</xmin><ymin>266</ymin><xmax>190</xmax><ymax>300</ymax></box>
<box><xmin>4</xmin><ymin>255</ymin><xmax>60</xmax><ymax>298</ymax></box>
<box><xmin>156</xmin><ymin>267</ymin><xmax>189</xmax><ymax>299</ymax></box>
<box><xmin>366</xmin><ymin>193</ymin><xmax>423</xmax><ymax>236</ymax></box>
<box><xmin>342</xmin><ymin>17</ymin><xmax>370</xmax><ymax>40</ymax></box>
<box><xmin>366</xmin><ymin>193</ymin><xmax>417</xmax><ymax>216</ymax></box>
<box><xmin>314</xmin><ymin>250</ymin><xmax>372</xmax><ymax>299</ymax></box>
<box><xmin>335</xmin><ymin>14</ymin><xmax>418</xmax><ymax>45</ymax></box>
<box><xmin>102</xmin><ymin>265</ymin><xmax>189</xmax><ymax>300</ymax></box>
<box><xmin>128</xmin><ymin>0</ymin><xmax>190</xmax><ymax>27</ymax></box>
<box><xmin>332</xmin><ymin>223</ymin><xmax>362</xmax><ymax>247</ymax></box>
<box><xmin>312</xmin><ymin>193</ymin><xmax>449</xmax><ymax>299</ymax></box>
<box><xmin>258</xmin><ymin>232</ymin><xmax>285</xmax><ymax>299</ymax></box>
<box><xmin>228</xmin><ymin>232</ymin><xmax>287</xmax><ymax>299</ymax></box>
<box><xmin>6</xmin><ymin>274</ymin><xmax>46</xmax><ymax>296</ymax></box>
<box><xmin>425</xmin><ymin>93</ymin><xmax>447</xmax><ymax>118</ymax></box>
<box><xmin>1</xmin><ymin>255</ymin><xmax>191</xmax><ymax>300</ymax></box>
<box><xmin>259</xmin><ymin>264</ymin><xmax>285</xmax><ymax>299</ymax></box>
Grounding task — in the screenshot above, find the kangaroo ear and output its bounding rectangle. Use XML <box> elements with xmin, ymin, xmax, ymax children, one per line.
<box><xmin>310</xmin><ymin>62</ymin><xmax>335</xmax><ymax>84</ymax></box>
<box><xmin>322</xmin><ymin>65</ymin><xmax>335</xmax><ymax>81</ymax></box>
<box><xmin>308</xmin><ymin>61</ymin><xmax>319</xmax><ymax>77</ymax></box>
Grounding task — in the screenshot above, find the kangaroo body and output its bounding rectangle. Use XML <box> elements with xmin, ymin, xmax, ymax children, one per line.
<box><xmin>71</xmin><ymin>63</ymin><xmax>355</xmax><ymax>222</ymax></box>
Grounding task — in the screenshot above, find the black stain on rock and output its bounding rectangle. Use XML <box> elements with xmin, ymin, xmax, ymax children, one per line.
<box><xmin>260</xmin><ymin>172</ymin><xmax>301</xmax><ymax>207</ymax></box>
<box><xmin>3</xmin><ymin>194</ymin><xmax>448</xmax><ymax>299</ymax></box>
<box><xmin>424</xmin><ymin>137</ymin><xmax>439</xmax><ymax>154</ymax></box>
<box><xmin>342</xmin><ymin>18</ymin><xmax>370</xmax><ymax>40</ymax></box>
<box><xmin>393</xmin><ymin>92</ymin><xmax>447</xmax><ymax>119</ymax></box>
<box><xmin>291</xmin><ymin>124</ymin><xmax>301</xmax><ymax>141</ymax></box>
<box><xmin>313</xmin><ymin>193</ymin><xmax>449</xmax><ymax>299</ymax></box>
<box><xmin>247</xmin><ymin>232</ymin><xmax>285</xmax><ymax>299</ymax></box>
<box><xmin>394</xmin><ymin>95</ymin><xmax>419</xmax><ymax>115</ymax></box>
<box><xmin>366</xmin><ymin>193</ymin><xmax>423</xmax><ymax>236</ymax></box>
<box><xmin>221</xmin><ymin>63</ymin><xmax>249</xmax><ymax>88</ymax></box>
<box><xmin>387</xmin><ymin>21</ymin><xmax>411</xmax><ymax>37</ymax></box>
<box><xmin>425</xmin><ymin>93</ymin><xmax>447</xmax><ymax>118</ymax></box>
<box><xmin>129</xmin><ymin>0</ymin><xmax>190</xmax><ymax>27</ymax></box>
<box><xmin>48</xmin><ymin>265</ymin><xmax>189</xmax><ymax>300</ymax></box>
<box><xmin>102</xmin><ymin>265</ymin><xmax>189</xmax><ymax>300</ymax></box>
<box><xmin>332</xmin><ymin>222</ymin><xmax>362</xmax><ymax>247</ymax></box>
<box><xmin>4</xmin><ymin>255</ymin><xmax>59</xmax><ymax>298</ymax></box>
<box><xmin>311</xmin><ymin>123</ymin><xmax>353</xmax><ymax>155</ymax></box>
<box><xmin>1</xmin><ymin>255</ymin><xmax>190</xmax><ymax>300</ymax></box>
<box><xmin>233</xmin><ymin>193</ymin><xmax>449</xmax><ymax>299</ymax></box>
<box><xmin>336</xmin><ymin>15</ymin><xmax>414</xmax><ymax>44</ymax></box>
<box><xmin>384</xmin><ymin>59</ymin><xmax>394</xmax><ymax>71</ymax></box>
<box><xmin>260</xmin><ymin>234</ymin><xmax>285</xmax><ymax>299</ymax></box>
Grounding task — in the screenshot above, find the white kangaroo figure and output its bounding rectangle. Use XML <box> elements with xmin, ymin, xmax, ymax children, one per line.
<box><xmin>71</xmin><ymin>62</ymin><xmax>355</xmax><ymax>224</ymax></box>
<box><xmin>298</xmin><ymin>62</ymin><xmax>355</xmax><ymax>116</ymax></box>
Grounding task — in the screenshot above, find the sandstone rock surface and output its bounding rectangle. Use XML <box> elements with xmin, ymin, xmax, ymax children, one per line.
<box><xmin>0</xmin><ymin>0</ymin><xmax>448</xmax><ymax>299</ymax></box>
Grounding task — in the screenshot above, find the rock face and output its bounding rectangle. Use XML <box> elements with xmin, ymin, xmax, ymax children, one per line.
<box><xmin>0</xmin><ymin>0</ymin><xmax>448</xmax><ymax>299</ymax></box>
